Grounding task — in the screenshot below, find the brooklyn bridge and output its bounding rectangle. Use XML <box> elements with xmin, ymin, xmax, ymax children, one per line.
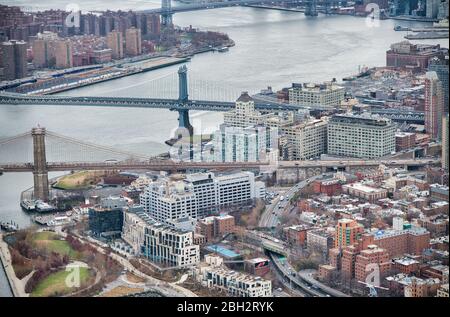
<box><xmin>0</xmin><ymin>126</ymin><xmax>438</xmax><ymax>202</ymax></box>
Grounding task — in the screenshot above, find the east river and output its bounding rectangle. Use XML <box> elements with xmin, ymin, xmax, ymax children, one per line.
<box><xmin>0</xmin><ymin>0</ymin><xmax>448</xmax><ymax>296</ymax></box>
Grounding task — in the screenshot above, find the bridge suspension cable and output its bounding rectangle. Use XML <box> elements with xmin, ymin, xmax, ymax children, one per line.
<box><xmin>0</xmin><ymin>132</ymin><xmax>33</xmax><ymax>163</ymax></box>
<box><xmin>95</xmin><ymin>70</ymin><xmax>180</xmax><ymax>98</ymax></box>
<box><xmin>0</xmin><ymin>131</ymin><xmax>32</xmax><ymax>146</ymax></box>
<box><xmin>45</xmin><ymin>130</ymin><xmax>156</xmax><ymax>162</ymax></box>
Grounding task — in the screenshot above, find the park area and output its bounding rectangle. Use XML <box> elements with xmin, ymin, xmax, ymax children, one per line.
<box><xmin>31</xmin><ymin>266</ymin><xmax>91</xmax><ymax>297</ymax></box>
<box><xmin>5</xmin><ymin>228</ymin><xmax>123</xmax><ymax>297</ymax></box>
<box><xmin>53</xmin><ymin>171</ymin><xmax>106</xmax><ymax>190</ymax></box>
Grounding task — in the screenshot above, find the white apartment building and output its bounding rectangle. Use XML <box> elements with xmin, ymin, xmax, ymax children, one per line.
<box><xmin>185</xmin><ymin>172</ymin><xmax>220</xmax><ymax>218</ymax></box>
<box><xmin>210</xmin><ymin>125</ymin><xmax>278</xmax><ymax>163</ymax></box>
<box><xmin>281</xmin><ymin>118</ymin><xmax>328</xmax><ymax>160</ymax></box>
<box><xmin>198</xmin><ymin>266</ymin><xmax>272</xmax><ymax>297</ymax></box>
<box><xmin>216</xmin><ymin>172</ymin><xmax>260</xmax><ymax>206</ymax></box>
<box><xmin>141</xmin><ymin>172</ymin><xmax>265</xmax><ymax>223</ymax></box>
<box><xmin>140</xmin><ymin>179</ymin><xmax>198</xmax><ymax>223</ymax></box>
<box><xmin>327</xmin><ymin>113</ymin><xmax>396</xmax><ymax>159</ymax></box>
<box><xmin>288</xmin><ymin>82</ymin><xmax>345</xmax><ymax>108</ymax></box>
<box><xmin>223</xmin><ymin>92</ymin><xmax>293</xmax><ymax>128</ymax></box>
<box><xmin>122</xmin><ymin>209</ymin><xmax>200</xmax><ymax>268</ymax></box>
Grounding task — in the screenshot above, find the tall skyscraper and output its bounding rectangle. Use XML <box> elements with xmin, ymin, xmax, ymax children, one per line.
<box><xmin>125</xmin><ymin>27</ymin><xmax>141</xmax><ymax>56</ymax></box>
<box><xmin>428</xmin><ymin>56</ymin><xmax>449</xmax><ymax>114</ymax></box>
<box><xmin>443</xmin><ymin>114</ymin><xmax>449</xmax><ymax>171</ymax></box>
<box><xmin>32</xmin><ymin>32</ymin><xmax>59</xmax><ymax>68</ymax></box>
<box><xmin>424</xmin><ymin>71</ymin><xmax>444</xmax><ymax>140</ymax></box>
<box><xmin>54</xmin><ymin>40</ymin><xmax>73</xmax><ymax>69</ymax></box>
<box><xmin>0</xmin><ymin>40</ymin><xmax>27</xmax><ymax>80</ymax></box>
<box><xmin>106</xmin><ymin>30</ymin><xmax>124</xmax><ymax>59</ymax></box>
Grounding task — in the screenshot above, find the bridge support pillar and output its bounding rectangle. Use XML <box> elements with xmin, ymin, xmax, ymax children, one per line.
<box><xmin>171</xmin><ymin>65</ymin><xmax>193</xmax><ymax>160</ymax></box>
<box><xmin>161</xmin><ymin>0</ymin><xmax>173</xmax><ymax>27</ymax></box>
<box><xmin>32</xmin><ymin>127</ymin><xmax>49</xmax><ymax>201</ymax></box>
<box><xmin>174</xmin><ymin>109</ymin><xmax>194</xmax><ymax>160</ymax></box>
<box><xmin>305</xmin><ymin>0</ymin><xmax>318</xmax><ymax>16</ymax></box>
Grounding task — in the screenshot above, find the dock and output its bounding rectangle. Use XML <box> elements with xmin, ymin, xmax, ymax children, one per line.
<box><xmin>3</xmin><ymin>56</ymin><xmax>190</xmax><ymax>96</ymax></box>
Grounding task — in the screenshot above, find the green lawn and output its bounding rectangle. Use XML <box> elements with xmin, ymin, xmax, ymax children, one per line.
<box><xmin>54</xmin><ymin>171</ymin><xmax>102</xmax><ymax>190</ymax></box>
<box><xmin>31</xmin><ymin>267</ymin><xmax>91</xmax><ymax>297</ymax></box>
<box><xmin>31</xmin><ymin>232</ymin><xmax>79</xmax><ymax>259</ymax></box>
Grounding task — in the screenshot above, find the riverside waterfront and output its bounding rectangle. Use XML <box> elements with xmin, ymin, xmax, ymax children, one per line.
<box><xmin>1</xmin><ymin>3</ymin><xmax>447</xmax><ymax>227</ymax></box>
<box><xmin>0</xmin><ymin>251</ymin><xmax>13</xmax><ymax>297</ymax></box>
<box><xmin>0</xmin><ymin>3</ymin><xmax>448</xmax><ymax>296</ymax></box>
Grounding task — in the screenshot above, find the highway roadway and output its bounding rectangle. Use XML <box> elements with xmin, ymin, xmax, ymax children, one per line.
<box><xmin>277</xmin><ymin>158</ymin><xmax>440</xmax><ymax>169</ymax></box>
<box><xmin>258</xmin><ymin>173</ymin><xmax>350</xmax><ymax>297</ymax></box>
<box><xmin>259</xmin><ymin>174</ymin><xmax>324</xmax><ymax>228</ymax></box>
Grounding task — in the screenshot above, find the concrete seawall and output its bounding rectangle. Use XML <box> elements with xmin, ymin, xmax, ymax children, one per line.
<box><xmin>0</xmin><ymin>233</ymin><xmax>28</xmax><ymax>297</ymax></box>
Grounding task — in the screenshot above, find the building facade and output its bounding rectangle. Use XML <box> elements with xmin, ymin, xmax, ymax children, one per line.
<box><xmin>210</xmin><ymin>125</ymin><xmax>277</xmax><ymax>163</ymax></box>
<box><xmin>141</xmin><ymin>172</ymin><xmax>264</xmax><ymax>223</ymax></box>
<box><xmin>386</xmin><ymin>41</ymin><xmax>447</xmax><ymax>71</ymax></box>
<box><xmin>122</xmin><ymin>209</ymin><xmax>200</xmax><ymax>267</ymax></box>
<box><xmin>328</xmin><ymin>113</ymin><xmax>396</xmax><ymax>159</ymax></box>
<box><xmin>428</xmin><ymin>56</ymin><xmax>449</xmax><ymax>113</ymax></box>
<box><xmin>281</xmin><ymin>118</ymin><xmax>328</xmax><ymax>160</ymax></box>
<box><xmin>88</xmin><ymin>196</ymin><xmax>127</xmax><ymax>236</ymax></box>
<box><xmin>106</xmin><ymin>30</ymin><xmax>124</xmax><ymax>59</ymax></box>
<box><xmin>198</xmin><ymin>266</ymin><xmax>272</xmax><ymax>297</ymax></box>
<box><xmin>335</xmin><ymin>218</ymin><xmax>364</xmax><ymax>248</ymax></box>
<box><xmin>425</xmin><ymin>71</ymin><xmax>444</xmax><ymax>140</ymax></box>
<box><xmin>140</xmin><ymin>178</ymin><xmax>198</xmax><ymax>223</ymax></box>
<box><xmin>125</xmin><ymin>27</ymin><xmax>141</xmax><ymax>56</ymax></box>
<box><xmin>443</xmin><ymin>114</ymin><xmax>449</xmax><ymax>171</ymax></box>
<box><xmin>288</xmin><ymin>82</ymin><xmax>345</xmax><ymax>108</ymax></box>
<box><xmin>0</xmin><ymin>40</ymin><xmax>27</xmax><ymax>80</ymax></box>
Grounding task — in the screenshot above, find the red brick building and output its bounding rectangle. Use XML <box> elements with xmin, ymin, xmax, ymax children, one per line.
<box><xmin>354</xmin><ymin>246</ymin><xmax>391</xmax><ymax>282</ymax></box>
<box><xmin>386</xmin><ymin>41</ymin><xmax>447</xmax><ymax>71</ymax></box>
<box><xmin>392</xmin><ymin>257</ymin><xmax>420</xmax><ymax>275</ymax></box>
<box><xmin>341</xmin><ymin>245</ymin><xmax>359</xmax><ymax>279</ymax></box>
<box><xmin>396</xmin><ymin>132</ymin><xmax>416</xmax><ymax>152</ymax></box>
<box><xmin>285</xmin><ymin>224</ymin><xmax>309</xmax><ymax>247</ymax></box>
<box><xmin>361</xmin><ymin>228</ymin><xmax>430</xmax><ymax>258</ymax></box>
<box><xmin>313</xmin><ymin>179</ymin><xmax>342</xmax><ymax>196</ymax></box>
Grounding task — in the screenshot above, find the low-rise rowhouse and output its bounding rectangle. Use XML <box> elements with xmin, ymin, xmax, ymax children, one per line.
<box><xmin>197</xmin><ymin>265</ymin><xmax>272</xmax><ymax>297</ymax></box>
<box><xmin>307</xmin><ymin>228</ymin><xmax>334</xmax><ymax>256</ymax></box>
<box><xmin>342</xmin><ymin>182</ymin><xmax>388</xmax><ymax>203</ymax></box>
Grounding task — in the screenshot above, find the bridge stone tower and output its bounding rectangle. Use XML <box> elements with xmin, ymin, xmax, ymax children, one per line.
<box><xmin>305</xmin><ymin>0</ymin><xmax>318</xmax><ymax>16</ymax></box>
<box><xmin>161</xmin><ymin>0</ymin><xmax>173</xmax><ymax>27</ymax></box>
<box><xmin>173</xmin><ymin>65</ymin><xmax>194</xmax><ymax>160</ymax></box>
<box><xmin>32</xmin><ymin>126</ymin><xmax>49</xmax><ymax>201</ymax></box>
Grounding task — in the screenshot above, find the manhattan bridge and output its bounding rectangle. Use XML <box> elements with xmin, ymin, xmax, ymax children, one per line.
<box><xmin>149</xmin><ymin>0</ymin><xmax>350</xmax><ymax>26</ymax></box>
<box><xmin>0</xmin><ymin>0</ymin><xmax>426</xmax><ymax>202</ymax></box>
<box><xmin>0</xmin><ymin>64</ymin><xmax>428</xmax><ymax>202</ymax></box>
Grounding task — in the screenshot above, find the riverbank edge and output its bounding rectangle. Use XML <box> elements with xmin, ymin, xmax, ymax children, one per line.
<box><xmin>0</xmin><ymin>232</ymin><xmax>28</xmax><ymax>297</ymax></box>
<box><xmin>43</xmin><ymin>57</ymin><xmax>190</xmax><ymax>96</ymax></box>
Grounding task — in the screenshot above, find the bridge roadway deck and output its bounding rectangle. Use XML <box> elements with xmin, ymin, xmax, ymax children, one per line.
<box><xmin>276</xmin><ymin>158</ymin><xmax>439</xmax><ymax>168</ymax></box>
<box><xmin>0</xmin><ymin>161</ymin><xmax>267</xmax><ymax>172</ymax></box>
<box><xmin>0</xmin><ymin>93</ymin><xmax>308</xmax><ymax>112</ymax></box>
<box><xmin>0</xmin><ymin>93</ymin><xmax>426</xmax><ymax>123</ymax></box>
<box><xmin>0</xmin><ymin>158</ymin><xmax>438</xmax><ymax>173</ymax></box>
<box><xmin>140</xmin><ymin>0</ymin><xmax>341</xmax><ymax>14</ymax></box>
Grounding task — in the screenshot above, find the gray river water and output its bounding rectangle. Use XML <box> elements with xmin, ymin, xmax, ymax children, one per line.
<box><xmin>0</xmin><ymin>1</ymin><xmax>447</xmax><ymax>296</ymax></box>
